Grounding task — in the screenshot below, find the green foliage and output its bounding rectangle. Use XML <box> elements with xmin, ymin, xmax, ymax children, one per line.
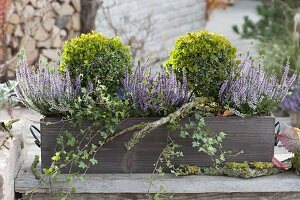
<box><xmin>292</xmin><ymin>150</ymin><xmax>300</xmax><ymax>175</ymax></box>
<box><xmin>165</xmin><ymin>30</ymin><xmax>237</xmax><ymax>98</ymax></box>
<box><xmin>195</xmin><ymin>97</ymin><xmax>222</xmax><ymax>116</ymax></box>
<box><xmin>43</xmin><ymin>84</ymin><xmax>130</xmax><ymax>178</ymax></box>
<box><xmin>60</xmin><ymin>31</ymin><xmax>132</xmax><ymax>94</ymax></box>
<box><xmin>153</xmin><ymin>185</ymin><xmax>173</xmax><ymax>200</ymax></box>
<box><xmin>233</xmin><ymin>0</ymin><xmax>300</xmax><ymax>75</ymax></box>
<box><xmin>155</xmin><ymin>137</ymin><xmax>184</xmax><ymax>176</ymax></box>
<box><xmin>179</xmin><ymin>112</ymin><xmax>227</xmax><ymax>165</ymax></box>
<box><xmin>176</xmin><ymin>165</ymin><xmax>201</xmax><ymax>176</ymax></box>
<box><xmin>31</xmin><ymin>155</ymin><xmax>45</xmax><ymax>183</ymax></box>
<box><xmin>0</xmin><ymin>81</ymin><xmax>17</xmax><ymax>110</ymax></box>
<box><xmin>258</xmin><ymin>39</ymin><xmax>300</xmax><ymax>76</ymax></box>
<box><xmin>237</xmin><ymin>97</ymin><xmax>279</xmax><ymax>116</ymax></box>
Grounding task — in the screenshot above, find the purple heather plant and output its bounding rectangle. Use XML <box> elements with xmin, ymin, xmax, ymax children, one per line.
<box><xmin>281</xmin><ymin>82</ymin><xmax>300</xmax><ymax>112</ymax></box>
<box><xmin>123</xmin><ymin>63</ymin><xmax>190</xmax><ymax>116</ymax></box>
<box><xmin>15</xmin><ymin>53</ymin><xmax>81</xmax><ymax>115</ymax></box>
<box><xmin>219</xmin><ymin>53</ymin><xmax>296</xmax><ymax>115</ymax></box>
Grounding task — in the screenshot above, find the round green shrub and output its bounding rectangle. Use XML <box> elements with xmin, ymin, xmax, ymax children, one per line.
<box><xmin>164</xmin><ymin>30</ymin><xmax>237</xmax><ymax>98</ymax></box>
<box><xmin>60</xmin><ymin>31</ymin><xmax>132</xmax><ymax>94</ymax></box>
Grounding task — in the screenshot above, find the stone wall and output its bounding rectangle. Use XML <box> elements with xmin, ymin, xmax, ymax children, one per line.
<box><xmin>95</xmin><ymin>0</ymin><xmax>206</xmax><ymax>63</ymax></box>
<box><xmin>1</xmin><ymin>0</ymin><xmax>81</xmax><ymax>80</ymax></box>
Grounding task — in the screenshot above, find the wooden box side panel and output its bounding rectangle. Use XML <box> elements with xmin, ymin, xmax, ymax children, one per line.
<box><xmin>40</xmin><ymin>117</ymin><xmax>168</xmax><ymax>173</ymax></box>
<box><xmin>40</xmin><ymin>117</ymin><xmax>275</xmax><ymax>173</ymax></box>
<box><xmin>172</xmin><ymin>117</ymin><xmax>275</xmax><ymax>166</ymax></box>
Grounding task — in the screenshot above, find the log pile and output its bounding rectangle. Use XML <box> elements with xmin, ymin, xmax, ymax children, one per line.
<box><xmin>1</xmin><ymin>0</ymin><xmax>81</xmax><ymax>81</ymax></box>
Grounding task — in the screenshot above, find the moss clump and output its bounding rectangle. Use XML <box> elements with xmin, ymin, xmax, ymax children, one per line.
<box><xmin>226</xmin><ymin>162</ymin><xmax>249</xmax><ymax>170</ymax></box>
<box><xmin>223</xmin><ymin>162</ymin><xmax>282</xmax><ymax>178</ymax></box>
<box><xmin>165</xmin><ymin>30</ymin><xmax>237</xmax><ymax>98</ymax></box>
<box><xmin>174</xmin><ymin>162</ymin><xmax>282</xmax><ymax>178</ymax></box>
<box><xmin>176</xmin><ymin>165</ymin><xmax>201</xmax><ymax>176</ymax></box>
<box><xmin>202</xmin><ymin>166</ymin><xmax>224</xmax><ymax>176</ymax></box>
<box><xmin>60</xmin><ymin>31</ymin><xmax>132</xmax><ymax>94</ymax></box>
<box><xmin>249</xmin><ymin>162</ymin><xmax>274</xmax><ymax>170</ymax></box>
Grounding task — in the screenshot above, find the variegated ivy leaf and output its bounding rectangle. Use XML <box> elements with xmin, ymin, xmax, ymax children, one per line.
<box><xmin>278</xmin><ymin>127</ymin><xmax>300</xmax><ymax>153</ymax></box>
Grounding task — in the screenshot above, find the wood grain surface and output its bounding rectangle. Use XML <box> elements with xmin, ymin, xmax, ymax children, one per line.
<box><xmin>40</xmin><ymin>116</ymin><xmax>275</xmax><ymax>173</ymax></box>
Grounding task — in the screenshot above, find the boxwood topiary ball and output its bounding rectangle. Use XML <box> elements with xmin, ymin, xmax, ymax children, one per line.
<box><xmin>60</xmin><ymin>31</ymin><xmax>132</xmax><ymax>94</ymax></box>
<box><xmin>165</xmin><ymin>30</ymin><xmax>237</xmax><ymax>98</ymax></box>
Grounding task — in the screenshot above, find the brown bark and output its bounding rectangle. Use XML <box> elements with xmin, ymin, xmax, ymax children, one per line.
<box><xmin>80</xmin><ymin>0</ymin><xmax>102</xmax><ymax>33</ymax></box>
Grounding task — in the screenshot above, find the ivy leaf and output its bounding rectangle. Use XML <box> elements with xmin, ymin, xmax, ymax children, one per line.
<box><xmin>179</xmin><ymin>131</ymin><xmax>187</xmax><ymax>138</ymax></box>
<box><xmin>192</xmin><ymin>141</ymin><xmax>199</xmax><ymax>147</ymax></box>
<box><xmin>43</xmin><ymin>168</ymin><xmax>53</xmax><ymax>176</ymax></box>
<box><xmin>195</xmin><ymin>112</ymin><xmax>201</xmax><ymax>120</ymax></box>
<box><xmin>70</xmin><ymin>187</ymin><xmax>76</xmax><ymax>194</ymax></box>
<box><xmin>90</xmin><ymin>158</ymin><xmax>98</xmax><ymax>165</ymax></box>
<box><xmin>78</xmin><ymin>161</ymin><xmax>87</xmax><ymax>169</ymax></box>
<box><xmin>51</xmin><ymin>152</ymin><xmax>61</xmax><ymax>161</ymax></box>
<box><xmin>198</xmin><ymin>118</ymin><xmax>205</xmax><ymax>127</ymax></box>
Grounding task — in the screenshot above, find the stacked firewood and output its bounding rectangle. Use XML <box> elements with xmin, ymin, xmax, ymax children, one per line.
<box><xmin>1</xmin><ymin>0</ymin><xmax>81</xmax><ymax>81</ymax></box>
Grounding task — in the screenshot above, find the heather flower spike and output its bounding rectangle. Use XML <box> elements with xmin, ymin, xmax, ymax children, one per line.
<box><xmin>219</xmin><ymin>52</ymin><xmax>296</xmax><ymax>115</ymax></box>
<box><xmin>123</xmin><ymin>63</ymin><xmax>190</xmax><ymax>115</ymax></box>
<box><xmin>15</xmin><ymin>53</ymin><xmax>81</xmax><ymax>115</ymax></box>
<box><xmin>281</xmin><ymin>80</ymin><xmax>300</xmax><ymax>112</ymax></box>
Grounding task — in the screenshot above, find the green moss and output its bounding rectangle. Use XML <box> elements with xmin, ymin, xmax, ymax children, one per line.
<box><xmin>60</xmin><ymin>31</ymin><xmax>132</xmax><ymax>94</ymax></box>
<box><xmin>174</xmin><ymin>162</ymin><xmax>282</xmax><ymax>178</ymax></box>
<box><xmin>226</xmin><ymin>162</ymin><xmax>249</xmax><ymax>170</ymax></box>
<box><xmin>223</xmin><ymin>161</ymin><xmax>281</xmax><ymax>178</ymax></box>
<box><xmin>177</xmin><ymin>165</ymin><xmax>201</xmax><ymax>176</ymax></box>
<box><xmin>165</xmin><ymin>30</ymin><xmax>237</xmax><ymax>98</ymax></box>
<box><xmin>202</xmin><ymin>166</ymin><xmax>224</xmax><ymax>176</ymax></box>
<box><xmin>249</xmin><ymin>162</ymin><xmax>274</xmax><ymax>170</ymax></box>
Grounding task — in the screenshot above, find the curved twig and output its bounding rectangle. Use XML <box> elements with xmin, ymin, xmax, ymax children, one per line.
<box><xmin>125</xmin><ymin>101</ymin><xmax>198</xmax><ymax>150</ymax></box>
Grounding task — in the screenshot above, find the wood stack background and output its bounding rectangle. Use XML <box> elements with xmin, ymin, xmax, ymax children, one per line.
<box><xmin>2</xmin><ymin>0</ymin><xmax>81</xmax><ymax>79</ymax></box>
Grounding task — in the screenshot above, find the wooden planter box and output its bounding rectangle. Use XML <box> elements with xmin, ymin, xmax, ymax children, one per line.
<box><xmin>40</xmin><ymin>116</ymin><xmax>275</xmax><ymax>174</ymax></box>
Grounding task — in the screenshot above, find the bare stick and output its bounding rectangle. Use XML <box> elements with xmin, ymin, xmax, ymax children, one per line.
<box><xmin>125</xmin><ymin>101</ymin><xmax>198</xmax><ymax>150</ymax></box>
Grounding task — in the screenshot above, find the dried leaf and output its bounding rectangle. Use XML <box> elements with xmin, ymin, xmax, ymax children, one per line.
<box><xmin>277</xmin><ymin>127</ymin><xmax>300</xmax><ymax>153</ymax></box>
<box><xmin>217</xmin><ymin>109</ymin><xmax>234</xmax><ymax>117</ymax></box>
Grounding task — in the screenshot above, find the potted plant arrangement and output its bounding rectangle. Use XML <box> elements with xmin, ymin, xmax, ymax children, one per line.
<box><xmin>14</xmin><ymin>31</ymin><xmax>296</xmax><ymax>175</ymax></box>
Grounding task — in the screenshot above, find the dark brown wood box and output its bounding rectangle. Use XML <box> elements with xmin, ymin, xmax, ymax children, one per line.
<box><xmin>40</xmin><ymin>116</ymin><xmax>275</xmax><ymax>174</ymax></box>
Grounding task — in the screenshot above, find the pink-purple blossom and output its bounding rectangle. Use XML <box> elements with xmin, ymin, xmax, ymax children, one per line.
<box><xmin>123</xmin><ymin>64</ymin><xmax>190</xmax><ymax>115</ymax></box>
<box><xmin>219</xmin><ymin>53</ymin><xmax>296</xmax><ymax>114</ymax></box>
<box><xmin>15</xmin><ymin>54</ymin><xmax>81</xmax><ymax>115</ymax></box>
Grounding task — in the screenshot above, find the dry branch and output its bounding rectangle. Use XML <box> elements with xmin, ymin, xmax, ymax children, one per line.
<box><xmin>0</xmin><ymin>119</ymin><xmax>19</xmax><ymax>150</ymax></box>
<box><xmin>124</xmin><ymin>101</ymin><xmax>199</xmax><ymax>150</ymax></box>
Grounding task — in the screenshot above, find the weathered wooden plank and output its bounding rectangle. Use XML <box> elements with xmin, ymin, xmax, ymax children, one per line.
<box><xmin>40</xmin><ymin>116</ymin><xmax>275</xmax><ymax>173</ymax></box>
<box><xmin>19</xmin><ymin>192</ymin><xmax>300</xmax><ymax>200</ymax></box>
<box><xmin>15</xmin><ymin>166</ymin><xmax>300</xmax><ymax>194</ymax></box>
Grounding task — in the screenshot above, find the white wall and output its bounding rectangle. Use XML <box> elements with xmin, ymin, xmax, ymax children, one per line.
<box><xmin>95</xmin><ymin>0</ymin><xmax>206</xmax><ymax>64</ymax></box>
